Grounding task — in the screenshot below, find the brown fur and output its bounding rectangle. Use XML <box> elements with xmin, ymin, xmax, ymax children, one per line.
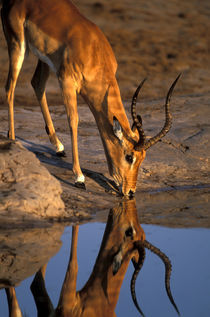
<box><xmin>1</xmin><ymin>0</ymin><xmax>146</xmax><ymax>195</ymax></box>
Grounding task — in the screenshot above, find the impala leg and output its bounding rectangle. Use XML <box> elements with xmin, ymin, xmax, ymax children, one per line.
<box><xmin>30</xmin><ymin>263</ymin><xmax>54</xmax><ymax>316</ymax></box>
<box><xmin>5</xmin><ymin>287</ymin><xmax>23</xmax><ymax>317</ymax></box>
<box><xmin>56</xmin><ymin>225</ymin><xmax>79</xmax><ymax>315</ymax></box>
<box><xmin>59</xmin><ymin>78</ymin><xmax>85</xmax><ymax>187</ymax></box>
<box><xmin>4</xmin><ymin>41</ymin><xmax>25</xmax><ymax>140</ymax></box>
<box><xmin>31</xmin><ymin>60</ymin><xmax>65</xmax><ymax>156</ymax></box>
<box><xmin>1</xmin><ymin>9</ymin><xmax>25</xmax><ymax>140</ymax></box>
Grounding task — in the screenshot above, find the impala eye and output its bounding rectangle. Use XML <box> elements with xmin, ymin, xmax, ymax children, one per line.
<box><xmin>125</xmin><ymin>154</ymin><xmax>133</xmax><ymax>164</ymax></box>
<box><xmin>125</xmin><ymin>227</ymin><xmax>133</xmax><ymax>239</ymax></box>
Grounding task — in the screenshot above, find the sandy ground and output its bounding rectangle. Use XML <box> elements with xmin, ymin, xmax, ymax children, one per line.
<box><xmin>0</xmin><ymin>0</ymin><xmax>209</xmax><ymax>227</ymax></box>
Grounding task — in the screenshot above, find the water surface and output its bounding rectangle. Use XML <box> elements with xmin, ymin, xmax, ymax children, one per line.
<box><xmin>1</xmin><ymin>220</ymin><xmax>210</xmax><ymax>317</ymax></box>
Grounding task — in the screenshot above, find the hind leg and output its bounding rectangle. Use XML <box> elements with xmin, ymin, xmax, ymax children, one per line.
<box><xmin>6</xmin><ymin>44</ymin><xmax>25</xmax><ymax>140</ymax></box>
<box><xmin>5</xmin><ymin>288</ymin><xmax>23</xmax><ymax>317</ymax></box>
<box><xmin>31</xmin><ymin>60</ymin><xmax>65</xmax><ymax>156</ymax></box>
<box><xmin>31</xmin><ymin>264</ymin><xmax>54</xmax><ymax>315</ymax></box>
<box><xmin>1</xmin><ymin>10</ymin><xmax>25</xmax><ymax>140</ymax></box>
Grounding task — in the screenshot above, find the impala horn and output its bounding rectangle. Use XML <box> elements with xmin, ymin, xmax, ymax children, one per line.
<box><xmin>130</xmin><ymin>240</ymin><xmax>180</xmax><ymax>316</ymax></box>
<box><xmin>130</xmin><ymin>242</ymin><xmax>146</xmax><ymax>317</ymax></box>
<box><xmin>131</xmin><ymin>78</ymin><xmax>147</xmax><ymax>149</ymax></box>
<box><xmin>131</xmin><ymin>74</ymin><xmax>181</xmax><ymax>151</ymax></box>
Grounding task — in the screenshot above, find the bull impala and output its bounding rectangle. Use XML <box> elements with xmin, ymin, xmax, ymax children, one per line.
<box><xmin>30</xmin><ymin>199</ymin><xmax>179</xmax><ymax>316</ymax></box>
<box><xmin>1</xmin><ymin>0</ymin><xmax>180</xmax><ymax>195</ymax></box>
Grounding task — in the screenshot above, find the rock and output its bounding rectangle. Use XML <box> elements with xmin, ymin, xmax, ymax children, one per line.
<box><xmin>0</xmin><ymin>135</ymin><xmax>65</xmax><ymax>220</ymax></box>
<box><xmin>0</xmin><ymin>223</ymin><xmax>64</xmax><ymax>287</ymax></box>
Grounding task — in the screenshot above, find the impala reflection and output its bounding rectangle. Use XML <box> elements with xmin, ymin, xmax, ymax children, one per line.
<box><xmin>29</xmin><ymin>199</ymin><xmax>179</xmax><ymax>316</ymax></box>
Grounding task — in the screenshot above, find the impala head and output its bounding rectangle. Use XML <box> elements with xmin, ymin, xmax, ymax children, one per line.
<box><xmin>112</xmin><ymin>115</ymin><xmax>146</xmax><ymax>197</ymax></box>
<box><xmin>96</xmin><ymin>199</ymin><xmax>145</xmax><ymax>273</ymax></box>
<box><xmin>109</xmin><ymin>199</ymin><xmax>145</xmax><ymax>275</ymax></box>
<box><xmin>112</xmin><ymin>75</ymin><xmax>181</xmax><ymax>196</ymax></box>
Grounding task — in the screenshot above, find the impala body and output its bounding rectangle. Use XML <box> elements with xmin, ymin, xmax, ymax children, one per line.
<box><xmin>1</xmin><ymin>0</ymin><xmax>180</xmax><ymax>195</ymax></box>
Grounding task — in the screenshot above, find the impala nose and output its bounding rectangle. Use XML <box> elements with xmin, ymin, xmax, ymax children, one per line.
<box><xmin>128</xmin><ymin>190</ymin><xmax>134</xmax><ymax>198</ymax></box>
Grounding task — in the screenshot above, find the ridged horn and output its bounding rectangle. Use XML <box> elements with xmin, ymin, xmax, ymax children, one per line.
<box><xmin>130</xmin><ymin>241</ymin><xmax>146</xmax><ymax>317</ymax></box>
<box><xmin>144</xmin><ymin>240</ymin><xmax>180</xmax><ymax>315</ymax></box>
<box><xmin>144</xmin><ymin>74</ymin><xmax>181</xmax><ymax>150</ymax></box>
<box><xmin>131</xmin><ymin>79</ymin><xmax>147</xmax><ymax>150</ymax></box>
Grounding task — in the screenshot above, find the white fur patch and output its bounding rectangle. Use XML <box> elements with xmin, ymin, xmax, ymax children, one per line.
<box><xmin>75</xmin><ymin>175</ymin><xmax>85</xmax><ymax>183</ymax></box>
<box><xmin>16</xmin><ymin>41</ymin><xmax>25</xmax><ymax>73</ymax></box>
<box><xmin>130</xmin><ymin>156</ymin><xmax>137</xmax><ymax>170</ymax></box>
<box><xmin>56</xmin><ymin>143</ymin><xmax>64</xmax><ymax>153</ymax></box>
<box><xmin>113</xmin><ymin>118</ymin><xmax>123</xmax><ymax>141</ymax></box>
<box><xmin>131</xmin><ymin>222</ymin><xmax>136</xmax><ymax>236</ymax></box>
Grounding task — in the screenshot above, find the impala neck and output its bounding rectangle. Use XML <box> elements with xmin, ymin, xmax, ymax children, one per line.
<box><xmin>82</xmin><ymin>79</ymin><xmax>137</xmax><ymax>175</ymax></box>
<box><xmin>83</xmin><ymin>78</ymin><xmax>136</xmax><ymax>140</ymax></box>
<box><xmin>81</xmin><ymin>259</ymin><xmax>130</xmax><ymax>315</ymax></box>
<box><xmin>79</xmin><ymin>215</ymin><xmax>131</xmax><ymax>314</ymax></box>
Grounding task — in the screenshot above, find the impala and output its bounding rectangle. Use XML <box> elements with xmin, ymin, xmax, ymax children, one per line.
<box><xmin>30</xmin><ymin>199</ymin><xmax>179</xmax><ymax>316</ymax></box>
<box><xmin>5</xmin><ymin>287</ymin><xmax>23</xmax><ymax>317</ymax></box>
<box><xmin>1</xmin><ymin>0</ymin><xmax>180</xmax><ymax>195</ymax></box>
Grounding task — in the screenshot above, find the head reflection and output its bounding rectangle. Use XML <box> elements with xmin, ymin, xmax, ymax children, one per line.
<box><xmin>30</xmin><ymin>199</ymin><xmax>179</xmax><ymax>317</ymax></box>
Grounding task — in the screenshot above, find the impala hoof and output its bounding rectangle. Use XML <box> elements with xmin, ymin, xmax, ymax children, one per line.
<box><xmin>56</xmin><ymin>150</ymin><xmax>66</xmax><ymax>157</ymax></box>
<box><xmin>75</xmin><ymin>182</ymin><xmax>86</xmax><ymax>190</ymax></box>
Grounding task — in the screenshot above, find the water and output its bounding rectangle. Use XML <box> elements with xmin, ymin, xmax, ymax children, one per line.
<box><xmin>1</xmin><ymin>220</ymin><xmax>210</xmax><ymax>317</ymax></box>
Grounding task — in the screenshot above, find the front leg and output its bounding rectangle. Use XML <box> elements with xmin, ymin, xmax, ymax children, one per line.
<box><xmin>59</xmin><ymin>77</ymin><xmax>85</xmax><ymax>189</ymax></box>
<box><xmin>31</xmin><ymin>60</ymin><xmax>65</xmax><ymax>156</ymax></box>
<box><xmin>56</xmin><ymin>226</ymin><xmax>79</xmax><ymax>315</ymax></box>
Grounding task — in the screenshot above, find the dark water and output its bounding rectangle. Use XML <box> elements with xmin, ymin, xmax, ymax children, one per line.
<box><xmin>1</xmin><ymin>218</ymin><xmax>210</xmax><ymax>317</ymax></box>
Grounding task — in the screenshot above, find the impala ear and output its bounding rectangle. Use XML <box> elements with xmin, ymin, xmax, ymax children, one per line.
<box><xmin>113</xmin><ymin>116</ymin><xmax>123</xmax><ymax>141</ymax></box>
<box><xmin>112</xmin><ymin>250</ymin><xmax>123</xmax><ymax>275</ymax></box>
